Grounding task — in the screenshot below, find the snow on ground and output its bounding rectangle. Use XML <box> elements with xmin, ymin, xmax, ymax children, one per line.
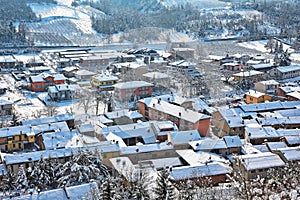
<box><xmin>237</xmin><ymin>40</ymin><xmax>292</xmax><ymax>54</ymax></box>
<box><xmin>160</xmin><ymin>0</ymin><xmax>229</xmax><ymax>9</ymax></box>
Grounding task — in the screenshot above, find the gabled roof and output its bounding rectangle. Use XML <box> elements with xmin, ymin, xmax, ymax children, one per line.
<box><xmin>240</xmin><ymin>101</ymin><xmax>300</xmax><ymax>112</ymax></box>
<box><xmin>139</xmin><ymin>98</ymin><xmax>210</xmax><ymax>123</ymax></box>
<box><xmin>169</xmin><ymin>163</ymin><xmax>231</xmax><ymax>181</ymax></box>
<box><xmin>223</xmin><ymin>136</ymin><xmax>242</xmax><ymax>148</ymax></box>
<box><xmin>237</xmin><ymin>152</ymin><xmax>285</xmax><ymax>171</ymax></box>
<box><xmin>30</xmin><ymin>75</ymin><xmax>45</xmax><ymax>83</ymax></box>
<box><xmin>22</xmin><ymin>113</ymin><xmax>74</xmax><ymax>126</ymax></box>
<box><xmin>246</xmin><ymin>90</ymin><xmax>267</xmax><ymax>98</ymax></box>
<box><xmin>93</xmin><ymin>73</ymin><xmax>119</xmax><ymax>82</ymax></box>
<box><xmin>233</xmin><ymin>70</ymin><xmax>263</xmax><ymax>77</ymax></box>
<box><xmin>120</xmin><ymin>142</ymin><xmax>173</xmax><ymax>155</ymax></box>
<box><xmin>168</xmin><ymin>130</ymin><xmax>201</xmax><ymax>145</ymax></box>
<box><xmin>277</xmin><ymin>147</ymin><xmax>300</xmax><ymax>161</ymax></box>
<box><xmin>113</xmin><ymin>81</ymin><xmax>153</xmax><ymax>89</ymax></box>
<box><xmin>189</xmin><ymin>138</ymin><xmax>227</xmax><ymax>151</ymax></box>
<box><xmin>266</xmin><ymin>142</ymin><xmax>288</xmax><ymax>151</ymax></box>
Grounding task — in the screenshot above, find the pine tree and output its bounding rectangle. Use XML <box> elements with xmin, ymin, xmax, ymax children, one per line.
<box><xmin>15</xmin><ymin>166</ymin><xmax>28</xmax><ymax>192</ymax></box>
<box><xmin>153</xmin><ymin>168</ymin><xmax>177</xmax><ymax>200</ymax></box>
<box><xmin>1</xmin><ymin>168</ymin><xmax>16</xmax><ymax>195</ymax></box>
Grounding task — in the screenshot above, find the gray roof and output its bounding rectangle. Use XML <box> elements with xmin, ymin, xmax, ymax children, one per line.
<box><xmin>77</xmin><ymin>123</ymin><xmax>95</xmax><ymax>133</ymax></box>
<box><xmin>22</xmin><ymin>113</ymin><xmax>74</xmax><ymax>126</ymax></box>
<box><xmin>120</xmin><ymin>142</ymin><xmax>173</xmax><ymax>155</ymax></box>
<box><xmin>266</xmin><ymin>142</ymin><xmax>288</xmax><ymax>151</ymax></box>
<box><xmin>169</xmin><ymin>163</ymin><xmax>231</xmax><ymax>181</ymax></box>
<box><xmin>277</xmin><ymin>147</ymin><xmax>300</xmax><ymax>161</ymax></box>
<box><xmin>283</xmin><ymin>135</ymin><xmax>300</xmax><ymax>145</ymax></box>
<box><xmin>240</xmin><ymin>101</ymin><xmax>300</xmax><ymax>112</ymax></box>
<box><xmin>189</xmin><ymin>138</ymin><xmax>227</xmax><ymax>151</ymax></box>
<box><xmin>168</xmin><ymin>130</ymin><xmax>201</xmax><ymax>145</ymax></box>
<box><xmin>237</xmin><ymin>152</ymin><xmax>285</xmax><ymax>171</ymax></box>
<box><xmin>223</xmin><ymin>136</ymin><xmax>242</xmax><ymax>148</ymax></box>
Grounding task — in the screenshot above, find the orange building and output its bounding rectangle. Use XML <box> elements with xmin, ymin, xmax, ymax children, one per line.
<box><xmin>245</xmin><ymin>90</ymin><xmax>272</xmax><ymax>104</ymax></box>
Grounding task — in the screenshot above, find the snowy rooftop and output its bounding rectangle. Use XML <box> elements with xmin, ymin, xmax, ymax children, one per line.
<box><xmin>176</xmin><ymin>149</ymin><xmax>228</xmax><ymax>166</ymax></box>
<box><xmin>223</xmin><ymin>136</ymin><xmax>243</xmax><ymax>148</ymax></box>
<box><xmin>169</xmin><ymin>163</ymin><xmax>231</xmax><ymax>181</ymax></box>
<box><xmin>75</xmin><ymin>69</ymin><xmax>96</xmax><ymax>76</ymax></box>
<box><xmin>42</xmin><ymin>130</ymin><xmax>81</xmax><ymax>150</ymax></box>
<box><xmin>277</xmin><ymin>147</ymin><xmax>300</xmax><ymax>161</ymax></box>
<box><xmin>218</xmin><ymin>108</ymin><xmax>246</xmax><ymax>128</ymax></box>
<box><xmin>240</xmin><ymin>101</ymin><xmax>300</xmax><ymax>112</ymax></box>
<box><xmin>287</xmin><ymin>91</ymin><xmax>300</xmax><ymax>100</ymax></box>
<box><xmin>104</xmin><ymin>109</ymin><xmax>142</xmax><ymax>120</ymax></box>
<box><xmin>192</xmin><ymin>98</ymin><xmax>217</xmax><ymax>114</ymax></box>
<box><xmin>48</xmin><ymin>84</ymin><xmax>81</xmax><ymax>93</ymax></box>
<box><xmin>32</xmin><ymin>121</ymin><xmax>70</xmax><ymax>135</ymax></box>
<box><xmin>168</xmin><ymin>130</ymin><xmax>201</xmax><ymax>145</ymax></box>
<box><xmin>233</xmin><ymin>70</ymin><xmax>263</xmax><ymax>77</ymax></box>
<box><xmin>257</xmin><ymin>116</ymin><xmax>300</xmax><ymax>126</ymax></box>
<box><xmin>251</xmin><ymin>63</ymin><xmax>274</xmax><ymax>69</ymax></box>
<box><xmin>236</xmin><ymin>152</ymin><xmax>285</xmax><ymax>171</ymax></box>
<box><xmin>142</xmin><ymin>72</ymin><xmax>170</xmax><ymax>79</ymax></box>
<box><xmin>275</xmin><ymin>108</ymin><xmax>300</xmax><ymax>117</ymax></box>
<box><xmin>140</xmin><ymin>98</ymin><xmax>210</xmax><ymax>123</ymax></box>
<box><xmin>266</xmin><ymin>142</ymin><xmax>288</xmax><ymax>151</ymax></box>
<box><xmin>93</xmin><ymin>73</ymin><xmax>119</xmax><ymax>82</ymax></box>
<box><xmin>246</xmin><ymin>90</ymin><xmax>266</xmax><ymax>98</ymax></box>
<box><xmin>139</xmin><ymin>157</ymin><xmax>183</xmax><ymax>170</ymax></box>
<box><xmin>142</xmin><ymin>94</ymin><xmax>193</xmax><ymax>106</ymax></box>
<box><xmin>22</xmin><ymin>113</ymin><xmax>74</xmax><ymax>126</ymax></box>
<box><xmin>30</xmin><ymin>75</ymin><xmax>45</xmax><ymax>83</ymax></box>
<box><xmin>77</xmin><ymin>123</ymin><xmax>94</xmax><ymax>133</ymax></box>
<box><xmin>189</xmin><ymin>138</ymin><xmax>227</xmax><ymax>151</ymax></box>
<box><xmin>0</xmin><ymin>99</ymin><xmax>13</xmax><ymax>106</ymax></box>
<box><xmin>0</xmin><ymin>55</ymin><xmax>16</xmax><ymax>62</ymax></box>
<box><xmin>276</xmin><ymin>65</ymin><xmax>300</xmax><ymax>73</ymax></box>
<box><xmin>102</xmin><ymin>121</ymin><xmax>156</xmax><ymax>144</ymax></box>
<box><xmin>278</xmin><ymin>86</ymin><xmax>300</xmax><ymax>94</ymax></box>
<box><xmin>98</xmin><ymin>115</ymin><xmax>113</xmax><ymax>124</ymax></box>
<box><xmin>283</xmin><ymin>135</ymin><xmax>300</xmax><ymax>146</ymax></box>
<box><xmin>113</xmin><ymin>81</ymin><xmax>153</xmax><ymax>89</ymax></box>
<box><xmin>257</xmin><ymin>79</ymin><xmax>279</xmax><ymax>86</ymax></box>
<box><xmin>120</xmin><ymin>142</ymin><xmax>173</xmax><ymax>155</ymax></box>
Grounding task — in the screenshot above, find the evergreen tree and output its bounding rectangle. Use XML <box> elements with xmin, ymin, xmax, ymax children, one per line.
<box><xmin>15</xmin><ymin>166</ymin><xmax>28</xmax><ymax>192</ymax></box>
<box><xmin>153</xmin><ymin>168</ymin><xmax>177</xmax><ymax>200</ymax></box>
<box><xmin>0</xmin><ymin>168</ymin><xmax>16</xmax><ymax>195</ymax></box>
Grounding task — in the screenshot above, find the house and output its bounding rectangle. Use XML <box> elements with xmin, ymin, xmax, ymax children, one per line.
<box><xmin>233</xmin><ymin>70</ymin><xmax>264</xmax><ymax>82</ymax></box>
<box><xmin>79</xmin><ymin>55</ymin><xmax>110</xmax><ymax>68</ymax></box>
<box><xmin>172</xmin><ymin>47</ymin><xmax>195</xmax><ymax>59</ymax></box>
<box><xmin>245</xmin><ymin>90</ymin><xmax>272</xmax><ymax>104</ymax></box>
<box><xmin>265</xmin><ymin>142</ymin><xmax>288</xmax><ymax>152</ymax></box>
<box><xmin>91</xmin><ymin>73</ymin><xmax>119</xmax><ymax>91</ymax></box>
<box><xmin>118</xmin><ymin>55</ymin><xmax>136</xmax><ymax>63</ymax></box>
<box><xmin>77</xmin><ymin>123</ymin><xmax>95</xmax><ymax>137</ymax></box>
<box><xmin>142</xmin><ymin>72</ymin><xmax>170</xmax><ymax>84</ymax></box>
<box><xmin>273</xmin><ymin>147</ymin><xmax>300</xmax><ymax>163</ymax></box>
<box><xmin>233</xmin><ymin>152</ymin><xmax>285</xmax><ymax>180</ymax></box>
<box><xmin>221</xmin><ymin>62</ymin><xmax>242</xmax><ymax>71</ymax></box>
<box><xmin>62</xmin><ymin>66</ymin><xmax>79</xmax><ymax>78</ymax></box>
<box><xmin>250</xmin><ymin>63</ymin><xmax>275</xmax><ymax>72</ymax></box>
<box><xmin>120</xmin><ymin>142</ymin><xmax>176</xmax><ymax>164</ymax></box>
<box><xmin>189</xmin><ymin>138</ymin><xmax>228</xmax><ymax>156</ymax></box>
<box><xmin>139</xmin><ymin>98</ymin><xmax>211</xmax><ymax>136</ymax></box>
<box><xmin>172</xmin><ymin>149</ymin><xmax>231</xmax><ymax>185</ymax></box>
<box><xmin>281</xmin><ymin>135</ymin><xmax>300</xmax><ymax>147</ymax></box>
<box><xmin>112</xmin><ymin>62</ymin><xmax>148</xmax><ymax>77</ymax></box>
<box><xmin>168</xmin><ymin>60</ymin><xmax>201</xmax><ymax>79</ymax></box>
<box><xmin>211</xmin><ymin>108</ymin><xmax>246</xmax><ymax>138</ymax></box>
<box><xmin>22</xmin><ymin>113</ymin><xmax>75</xmax><ymax>129</ymax></box>
<box><xmin>270</xmin><ymin>65</ymin><xmax>300</xmax><ymax>80</ymax></box>
<box><xmin>144</xmin><ymin>94</ymin><xmax>194</xmax><ymax>110</ymax></box>
<box><xmin>114</xmin><ymin>81</ymin><xmax>153</xmax><ymax>102</ymax></box>
<box><xmin>254</xmin><ymin>80</ymin><xmax>279</xmax><ymax>95</ymax></box>
<box><xmin>286</xmin><ymin>91</ymin><xmax>300</xmax><ymax>101</ymax></box>
<box><xmin>167</xmin><ymin>130</ymin><xmax>201</xmax><ymax>149</ymax></box>
<box><xmin>75</xmin><ymin>69</ymin><xmax>96</xmax><ymax>86</ymax></box>
<box><xmin>48</xmin><ymin>84</ymin><xmax>81</xmax><ymax>101</ymax></box>
<box><xmin>0</xmin><ymin>125</ymin><xmax>35</xmax><ymax>152</ymax></box>
<box><xmin>0</xmin><ymin>99</ymin><xmax>13</xmax><ymax>116</ymax></box>
<box><xmin>0</xmin><ymin>55</ymin><xmax>16</xmax><ymax>69</ymax></box>
<box><xmin>29</xmin><ymin>75</ymin><xmax>46</xmax><ymax>92</ymax></box>
<box><xmin>104</xmin><ymin>109</ymin><xmax>143</xmax><ymax>125</ymax></box>
<box><xmin>223</xmin><ymin>136</ymin><xmax>243</xmax><ymax>154</ymax></box>
<box><xmin>101</xmin><ymin>121</ymin><xmax>157</xmax><ymax>146</ymax></box>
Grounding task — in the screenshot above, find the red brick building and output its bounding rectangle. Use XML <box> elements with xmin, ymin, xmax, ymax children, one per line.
<box><xmin>113</xmin><ymin>81</ymin><xmax>153</xmax><ymax>102</ymax></box>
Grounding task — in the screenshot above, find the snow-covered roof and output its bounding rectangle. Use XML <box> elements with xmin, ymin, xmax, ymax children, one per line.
<box><xmin>75</xmin><ymin>69</ymin><xmax>96</xmax><ymax>76</ymax></box>
<box><xmin>104</xmin><ymin>109</ymin><xmax>142</xmax><ymax>120</ymax></box>
<box><xmin>142</xmin><ymin>72</ymin><xmax>170</xmax><ymax>79</ymax></box>
<box><xmin>192</xmin><ymin>98</ymin><xmax>217</xmax><ymax>114</ymax></box>
<box><xmin>113</xmin><ymin>81</ymin><xmax>153</xmax><ymax>90</ymax></box>
<box><xmin>77</xmin><ymin>123</ymin><xmax>94</xmax><ymax>133</ymax></box>
<box><xmin>0</xmin><ymin>99</ymin><xmax>13</xmax><ymax>106</ymax></box>
<box><xmin>223</xmin><ymin>136</ymin><xmax>242</xmax><ymax>148</ymax></box>
<box><xmin>0</xmin><ymin>55</ymin><xmax>16</xmax><ymax>63</ymax></box>
<box><xmin>252</xmin><ymin>144</ymin><xmax>270</xmax><ymax>153</ymax></box>
<box><xmin>0</xmin><ymin>164</ymin><xmax>7</xmax><ymax>176</ymax></box>
<box><xmin>120</xmin><ymin>142</ymin><xmax>173</xmax><ymax>155</ymax></box>
<box><xmin>169</xmin><ymin>163</ymin><xmax>231</xmax><ymax>181</ymax></box>
<box><xmin>102</xmin><ymin>121</ymin><xmax>157</xmax><ymax>144</ymax></box>
<box><xmin>142</xmin><ymin>94</ymin><xmax>193</xmax><ymax>106</ymax></box>
<box><xmin>139</xmin><ymin>98</ymin><xmax>210</xmax><ymax>123</ymax></box>
<box><xmin>246</xmin><ymin>90</ymin><xmax>266</xmax><ymax>98</ymax></box>
<box><xmin>236</xmin><ymin>152</ymin><xmax>285</xmax><ymax>171</ymax></box>
<box><xmin>287</xmin><ymin>91</ymin><xmax>300</xmax><ymax>100</ymax></box>
<box><xmin>233</xmin><ymin>70</ymin><xmax>264</xmax><ymax>77</ymax></box>
<box><xmin>0</xmin><ymin>125</ymin><xmax>34</xmax><ymax>138</ymax></box>
<box><xmin>257</xmin><ymin>79</ymin><xmax>279</xmax><ymax>86</ymax></box>
<box><xmin>42</xmin><ymin>130</ymin><xmax>81</xmax><ymax>150</ymax></box>
<box><xmin>22</xmin><ymin>113</ymin><xmax>74</xmax><ymax>126</ymax></box>
<box><xmin>274</xmin><ymin>108</ymin><xmax>300</xmax><ymax>117</ymax></box>
<box><xmin>98</xmin><ymin>115</ymin><xmax>113</xmax><ymax>124</ymax></box>
<box><xmin>251</xmin><ymin>63</ymin><xmax>274</xmax><ymax>69</ymax></box>
<box><xmin>105</xmin><ymin>132</ymin><xmax>127</xmax><ymax>148</ymax></box>
<box><xmin>93</xmin><ymin>73</ymin><xmax>119</xmax><ymax>82</ymax></box>
<box><xmin>278</xmin><ymin>86</ymin><xmax>300</xmax><ymax>94</ymax></box>
<box><xmin>168</xmin><ymin>130</ymin><xmax>201</xmax><ymax>145</ymax></box>
<box><xmin>176</xmin><ymin>149</ymin><xmax>228</xmax><ymax>166</ymax></box>
<box><xmin>30</xmin><ymin>75</ymin><xmax>45</xmax><ymax>83</ymax></box>
<box><xmin>240</xmin><ymin>101</ymin><xmax>300</xmax><ymax>112</ymax></box>
<box><xmin>283</xmin><ymin>135</ymin><xmax>300</xmax><ymax>146</ymax></box>
<box><xmin>53</xmin><ymin>74</ymin><xmax>66</xmax><ymax>81</ymax></box>
<box><xmin>257</xmin><ymin>116</ymin><xmax>300</xmax><ymax>126</ymax></box>
<box><xmin>277</xmin><ymin>147</ymin><xmax>300</xmax><ymax>161</ymax></box>
<box><xmin>266</xmin><ymin>142</ymin><xmax>288</xmax><ymax>151</ymax></box>
<box><xmin>217</xmin><ymin>108</ymin><xmax>246</xmax><ymax>128</ymax></box>
<box><xmin>140</xmin><ymin>157</ymin><xmax>183</xmax><ymax>170</ymax></box>
<box><xmin>32</xmin><ymin>121</ymin><xmax>70</xmax><ymax>135</ymax></box>
<box><xmin>276</xmin><ymin>65</ymin><xmax>300</xmax><ymax>73</ymax></box>
<box><xmin>189</xmin><ymin>138</ymin><xmax>227</xmax><ymax>151</ymax></box>
<box><xmin>245</xmin><ymin>126</ymin><xmax>279</xmax><ymax>139</ymax></box>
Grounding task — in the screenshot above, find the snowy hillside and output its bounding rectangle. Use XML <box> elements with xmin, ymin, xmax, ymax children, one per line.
<box><xmin>160</xmin><ymin>0</ymin><xmax>230</xmax><ymax>9</ymax></box>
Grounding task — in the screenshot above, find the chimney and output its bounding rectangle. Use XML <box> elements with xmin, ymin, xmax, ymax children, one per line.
<box><xmin>158</xmin><ymin>98</ymin><xmax>161</xmax><ymax>104</ymax></box>
<box><xmin>228</xmin><ymin>120</ymin><xmax>231</xmax><ymax>124</ymax></box>
<box><xmin>153</xmin><ymin>103</ymin><xmax>155</xmax><ymax>107</ymax></box>
<box><xmin>179</xmin><ymin>112</ymin><xmax>181</xmax><ymax>117</ymax></box>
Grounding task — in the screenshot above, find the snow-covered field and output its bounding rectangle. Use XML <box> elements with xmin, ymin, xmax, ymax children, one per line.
<box><xmin>160</xmin><ymin>0</ymin><xmax>230</xmax><ymax>9</ymax></box>
<box><xmin>237</xmin><ymin>40</ymin><xmax>292</xmax><ymax>53</ymax></box>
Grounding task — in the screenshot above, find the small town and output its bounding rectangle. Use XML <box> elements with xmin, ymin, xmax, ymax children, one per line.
<box><xmin>0</xmin><ymin>0</ymin><xmax>300</xmax><ymax>199</ymax></box>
